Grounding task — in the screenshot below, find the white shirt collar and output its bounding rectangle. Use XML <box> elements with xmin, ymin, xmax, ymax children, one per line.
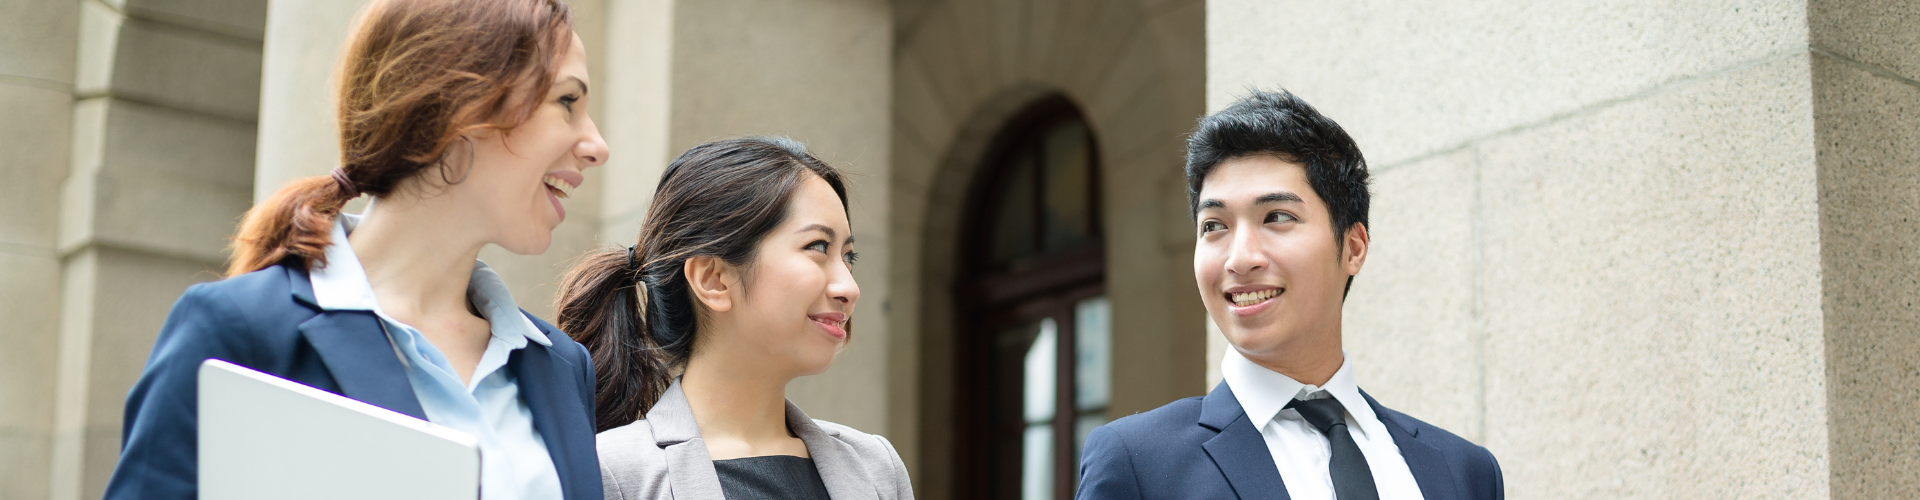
<box><xmin>1221</xmin><ymin>347</ymin><xmax>1379</xmax><ymax>439</ymax></box>
<box><xmin>308</xmin><ymin>213</ymin><xmax>551</xmax><ymax>347</ymax></box>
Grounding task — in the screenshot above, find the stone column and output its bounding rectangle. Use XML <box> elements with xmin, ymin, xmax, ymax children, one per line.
<box><xmin>1208</xmin><ymin>0</ymin><xmax>1918</xmax><ymax>497</ymax></box>
<box><xmin>253</xmin><ymin>0</ymin><xmax>370</xmax><ymax>202</ymax></box>
<box><xmin>48</xmin><ymin>1</ymin><xmax>266</xmax><ymax>499</ymax></box>
<box><xmin>1811</xmin><ymin>1</ymin><xmax>1920</xmax><ymax>497</ymax></box>
<box><xmin>0</xmin><ymin>1</ymin><xmax>80</xmax><ymax>498</ymax></box>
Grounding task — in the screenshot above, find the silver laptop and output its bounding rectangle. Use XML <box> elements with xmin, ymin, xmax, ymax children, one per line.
<box><xmin>199</xmin><ymin>359</ymin><xmax>480</xmax><ymax>500</ymax></box>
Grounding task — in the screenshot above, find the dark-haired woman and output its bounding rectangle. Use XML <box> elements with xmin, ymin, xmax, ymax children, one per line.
<box><xmin>557</xmin><ymin>137</ymin><xmax>912</xmax><ymax>500</ymax></box>
<box><xmin>105</xmin><ymin>1</ymin><xmax>608</xmax><ymax>499</ymax></box>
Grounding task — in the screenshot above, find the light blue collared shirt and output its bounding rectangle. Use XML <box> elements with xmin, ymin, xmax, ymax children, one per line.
<box><xmin>309</xmin><ymin>214</ymin><xmax>563</xmax><ymax>500</ymax></box>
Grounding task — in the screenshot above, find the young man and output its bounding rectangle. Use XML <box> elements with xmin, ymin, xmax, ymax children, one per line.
<box><xmin>1077</xmin><ymin>90</ymin><xmax>1503</xmax><ymax>500</ymax></box>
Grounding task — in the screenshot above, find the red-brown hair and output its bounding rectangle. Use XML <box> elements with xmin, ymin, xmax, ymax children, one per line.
<box><xmin>228</xmin><ymin>0</ymin><xmax>573</xmax><ymax>277</ymax></box>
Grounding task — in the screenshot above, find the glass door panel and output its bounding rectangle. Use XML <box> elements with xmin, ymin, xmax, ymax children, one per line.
<box><xmin>1021</xmin><ymin>319</ymin><xmax>1058</xmax><ymax>500</ymax></box>
<box><xmin>1071</xmin><ymin>296</ymin><xmax>1111</xmax><ymax>472</ymax></box>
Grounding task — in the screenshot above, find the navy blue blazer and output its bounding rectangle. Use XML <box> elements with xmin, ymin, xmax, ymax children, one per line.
<box><xmin>103</xmin><ymin>264</ymin><xmax>602</xmax><ymax>500</ymax></box>
<box><xmin>1078</xmin><ymin>382</ymin><xmax>1502</xmax><ymax>500</ymax></box>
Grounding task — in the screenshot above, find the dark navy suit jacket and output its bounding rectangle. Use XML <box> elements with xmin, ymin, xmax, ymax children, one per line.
<box><xmin>102</xmin><ymin>264</ymin><xmax>602</xmax><ymax>500</ymax></box>
<box><xmin>1078</xmin><ymin>382</ymin><xmax>1502</xmax><ymax>500</ymax></box>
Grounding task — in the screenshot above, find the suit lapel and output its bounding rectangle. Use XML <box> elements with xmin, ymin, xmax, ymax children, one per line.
<box><xmin>648</xmin><ymin>381</ymin><xmax>728</xmax><ymax>500</ymax></box>
<box><xmin>1362</xmin><ymin>391</ymin><xmax>1460</xmax><ymax>500</ymax></box>
<box><xmin>510</xmin><ymin>336</ymin><xmax>593</xmax><ymax>500</ymax></box>
<box><xmin>294</xmin><ymin>307</ymin><xmax>427</xmax><ymax>419</ymax></box>
<box><xmin>788</xmin><ymin>401</ymin><xmax>879</xmax><ymax>500</ymax></box>
<box><xmin>1199</xmin><ymin>382</ymin><xmax>1291</xmax><ymax>500</ymax></box>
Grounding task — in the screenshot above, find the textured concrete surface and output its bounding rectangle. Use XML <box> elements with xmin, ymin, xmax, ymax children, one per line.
<box><xmin>78</xmin><ymin>6</ymin><xmax>263</xmax><ymax>122</ymax></box>
<box><xmin>253</xmin><ymin>0</ymin><xmax>372</xmax><ymax>201</ymax></box>
<box><xmin>123</xmin><ymin>0</ymin><xmax>269</xmax><ymax>41</ymax></box>
<box><xmin>0</xmin><ymin>250</ymin><xmax>63</xmax><ymax>500</ymax></box>
<box><xmin>1208</xmin><ymin>0</ymin><xmax>1809</xmax><ymax>167</ymax></box>
<box><xmin>1342</xmin><ymin>149</ymin><xmax>1482</xmax><ymax>443</ymax></box>
<box><xmin>596</xmin><ymin>0</ymin><xmax>673</xmax><ymax>240</ymax></box>
<box><xmin>62</xmin><ymin>99</ymin><xmax>255</xmax><ymax>262</ymax></box>
<box><xmin>0</xmin><ymin>0</ymin><xmax>81</xmax><ymax>85</ymax></box>
<box><xmin>0</xmin><ymin>85</ymin><xmax>75</xmax><ymax>249</ymax></box>
<box><xmin>1477</xmin><ymin>55</ymin><xmax>1827</xmax><ymax>499</ymax></box>
<box><xmin>1813</xmin><ymin>51</ymin><xmax>1920</xmax><ymax>500</ymax></box>
<box><xmin>0</xmin><ymin>2</ymin><xmax>79</xmax><ymax>498</ymax></box>
<box><xmin>1812</xmin><ymin>0</ymin><xmax>1920</xmax><ymax>84</ymax></box>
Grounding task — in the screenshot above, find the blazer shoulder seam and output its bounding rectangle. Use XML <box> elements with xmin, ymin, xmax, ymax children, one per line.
<box><xmin>181</xmin><ymin>281</ymin><xmax>270</xmax><ymax>361</ymax></box>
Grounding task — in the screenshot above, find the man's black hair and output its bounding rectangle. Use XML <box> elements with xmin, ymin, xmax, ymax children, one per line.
<box><xmin>1185</xmin><ymin>89</ymin><xmax>1370</xmax><ymax>295</ymax></box>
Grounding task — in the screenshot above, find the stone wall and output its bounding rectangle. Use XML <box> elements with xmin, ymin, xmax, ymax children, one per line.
<box><xmin>47</xmin><ymin>1</ymin><xmax>268</xmax><ymax>499</ymax></box>
<box><xmin>1812</xmin><ymin>1</ymin><xmax>1920</xmax><ymax>497</ymax></box>
<box><xmin>1208</xmin><ymin>0</ymin><xmax>1918</xmax><ymax>498</ymax></box>
<box><xmin>0</xmin><ymin>2</ymin><xmax>81</xmax><ymax>498</ymax></box>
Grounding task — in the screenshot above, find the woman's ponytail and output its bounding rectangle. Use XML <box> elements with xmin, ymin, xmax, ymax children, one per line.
<box><xmin>226</xmin><ymin>173</ymin><xmax>357</xmax><ymax>277</ymax></box>
<box><xmin>556</xmin><ymin>248</ymin><xmax>674</xmax><ymax>432</ymax></box>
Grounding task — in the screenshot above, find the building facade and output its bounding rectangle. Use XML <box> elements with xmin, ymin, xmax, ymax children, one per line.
<box><xmin>1</xmin><ymin>0</ymin><xmax>1914</xmax><ymax>499</ymax></box>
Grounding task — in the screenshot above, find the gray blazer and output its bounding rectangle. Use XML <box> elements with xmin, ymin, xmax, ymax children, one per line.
<box><xmin>597</xmin><ymin>380</ymin><xmax>914</xmax><ymax>500</ymax></box>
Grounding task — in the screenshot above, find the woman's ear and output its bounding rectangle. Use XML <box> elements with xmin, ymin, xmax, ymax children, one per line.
<box><xmin>684</xmin><ymin>255</ymin><xmax>736</xmax><ymax>312</ymax></box>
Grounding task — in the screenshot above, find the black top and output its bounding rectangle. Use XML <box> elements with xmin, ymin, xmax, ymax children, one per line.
<box><xmin>713</xmin><ymin>455</ymin><xmax>831</xmax><ymax>500</ymax></box>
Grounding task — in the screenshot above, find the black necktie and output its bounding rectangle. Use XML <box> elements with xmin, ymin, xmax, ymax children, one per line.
<box><xmin>1285</xmin><ymin>397</ymin><xmax>1380</xmax><ymax>500</ymax></box>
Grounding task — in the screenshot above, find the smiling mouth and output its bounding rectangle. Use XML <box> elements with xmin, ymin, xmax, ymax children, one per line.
<box><xmin>810</xmin><ymin>315</ymin><xmax>848</xmax><ymax>339</ymax></box>
<box><xmin>543</xmin><ymin>174</ymin><xmax>576</xmax><ymax>199</ymax></box>
<box><xmin>1227</xmin><ymin>288</ymin><xmax>1281</xmax><ymax>307</ymax></box>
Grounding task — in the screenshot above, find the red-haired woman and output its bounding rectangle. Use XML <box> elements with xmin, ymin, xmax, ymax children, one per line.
<box><xmin>105</xmin><ymin>1</ymin><xmax>608</xmax><ymax>499</ymax></box>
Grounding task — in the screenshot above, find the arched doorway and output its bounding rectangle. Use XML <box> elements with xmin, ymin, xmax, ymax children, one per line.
<box><xmin>953</xmin><ymin>97</ymin><xmax>1110</xmax><ymax>500</ymax></box>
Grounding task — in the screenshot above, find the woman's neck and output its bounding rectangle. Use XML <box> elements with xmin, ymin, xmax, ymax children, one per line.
<box><xmin>348</xmin><ymin>198</ymin><xmax>486</xmax><ymax>321</ymax></box>
<box><xmin>681</xmin><ymin>350</ymin><xmax>804</xmax><ymax>459</ymax></box>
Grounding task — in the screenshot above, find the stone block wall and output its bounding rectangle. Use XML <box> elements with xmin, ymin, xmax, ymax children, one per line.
<box><xmin>1208</xmin><ymin>0</ymin><xmax>1919</xmax><ymax>497</ymax></box>
<box><xmin>49</xmin><ymin>1</ymin><xmax>267</xmax><ymax>499</ymax></box>
<box><xmin>1812</xmin><ymin>1</ymin><xmax>1920</xmax><ymax>497</ymax></box>
<box><xmin>0</xmin><ymin>2</ymin><xmax>81</xmax><ymax>498</ymax></box>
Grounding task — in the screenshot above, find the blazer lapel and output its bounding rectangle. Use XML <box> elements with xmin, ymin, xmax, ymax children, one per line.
<box><xmin>1199</xmin><ymin>382</ymin><xmax>1291</xmax><ymax>500</ymax></box>
<box><xmin>510</xmin><ymin>336</ymin><xmax>594</xmax><ymax>500</ymax></box>
<box><xmin>647</xmin><ymin>381</ymin><xmax>727</xmax><ymax>500</ymax></box>
<box><xmin>290</xmin><ymin>266</ymin><xmax>426</xmax><ymax>419</ymax></box>
<box><xmin>788</xmin><ymin>402</ymin><xmax>880</xmax><ymax>500</ymax></box>
<box><xmin>1362</xmin><ymin>391</ymin><xmax>1460</xmax><ymax>500</ymax></box>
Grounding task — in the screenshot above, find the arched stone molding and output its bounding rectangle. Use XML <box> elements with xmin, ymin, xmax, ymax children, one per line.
<box><xmin>883</xmin><ymin>0</ymin><xmax>1205</xmax><ymax>496</ymax></box>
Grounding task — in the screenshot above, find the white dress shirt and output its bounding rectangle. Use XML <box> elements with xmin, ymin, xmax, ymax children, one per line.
<box><xmin>1221</xmin><ymin>348</ymin><xmax>1426</xmax><ymax>500</ymax></box>
<box><xmin>310</xmin><ymin>214</ymin><xmax>564</xmax><ymax>500</ymax></box>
